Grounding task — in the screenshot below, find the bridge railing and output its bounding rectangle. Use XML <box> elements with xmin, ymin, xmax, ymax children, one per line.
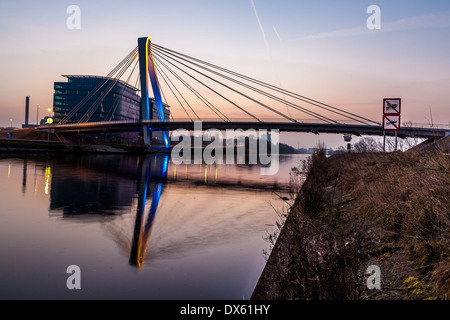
<box><xmin>401</xmin><ymin>122</ymin><xmax>450</xmax><ymax>130</ymax></box>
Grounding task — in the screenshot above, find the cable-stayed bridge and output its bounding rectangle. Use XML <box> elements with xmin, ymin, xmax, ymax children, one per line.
<box><xmin>42</xmin><ymin>119</ymin><xmax>446</xmax><ymax>140</ymax></box>
<box><xmin>36</xmin><ymin>37</ymin><xmax>449</xmax><ymax>145</ymax></box>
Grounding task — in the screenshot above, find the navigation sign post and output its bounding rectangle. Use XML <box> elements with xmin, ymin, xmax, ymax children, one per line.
<box><xmin>382</xmin><ymin>98</ymin><xmax>401</xmax><ymax>151</ymax></box>
<box><xmin>383</xmin><ymin>115</ymin><xmax>400</xmax><ymax>131</ymax></box>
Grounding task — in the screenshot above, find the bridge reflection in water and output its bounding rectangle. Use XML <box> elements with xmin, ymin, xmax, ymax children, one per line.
<box><xmin>129</xmin><ymin>154</ymin><xmax>168</xmax><ymax>268</ymax></box>
<box><xmin>1</xmin><ymin>154</ymin><xmax>297</xmax><ymax>298</ymax></box>
<box><xmin>43</xmin><ymin>153</ymin><xmax>291</xmax><ymax>270</ymax></box>
<box><xmin>48</xmin><ymin>153</ymin><xmax>169</xmax><ymax>268</ymax></box>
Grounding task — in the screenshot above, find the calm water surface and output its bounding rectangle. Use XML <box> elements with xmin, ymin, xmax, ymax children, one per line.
<box><xmin>0</xmin><ymin>153</ymin><xmax>307</xmax><ymax>299</ymax></box>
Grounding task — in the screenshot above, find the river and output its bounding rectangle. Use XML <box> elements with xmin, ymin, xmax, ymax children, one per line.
<box><xmin>0</xmin><ymin>153</ymin><xmax>308</xmax><ymax>299</ymax></box>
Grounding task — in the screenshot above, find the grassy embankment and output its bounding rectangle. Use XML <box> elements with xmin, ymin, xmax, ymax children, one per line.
<box><xmin>252</xmin><ymin>141</ymin><xmax>449</xmax><ymax>300</ymax></box>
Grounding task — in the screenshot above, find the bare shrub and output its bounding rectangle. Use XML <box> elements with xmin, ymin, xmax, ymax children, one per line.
<box><xmin>297</xmin><ymin>149</ymin><xmax>329</xmax><ymax>216</ymax></box>
<box><xmin>353</xmin><ymin>137</ymin><xmax>383</xmax><ymax>153</ymax></box>
<box><xmin>258</xmin><ymin>150</ymin><xmax>371</xmax><ymax>300</ymax></box>
<box><xmin>330</xmin><ymin>150</ymin><xmax>450</xmax><ymax>297</ymax></box>
<box><xmin>282</xmin><ymin>211</ymin><xmax>370</xmax><ymax>300</ymax></box>
<box><xmin>255</xmin><ymin>148</ymin><xmax>449</xmax><ymax>300</ymax></box>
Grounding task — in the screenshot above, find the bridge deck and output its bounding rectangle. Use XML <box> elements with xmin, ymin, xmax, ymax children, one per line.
<box><xmin>36</xmin><ymin>120</ymin><xmax>448</xmax><ymax>139</ymax></box>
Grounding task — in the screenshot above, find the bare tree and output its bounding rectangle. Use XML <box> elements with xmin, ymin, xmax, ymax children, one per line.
<box><xmin>385</xmin><ymin>136</ymin><xmax>425</xmax><ymax>152</ymax></box>
<box><xmin>353</xmin><ymin>137</ymin><xmax>382</xmax><ymax>153</ymax></box>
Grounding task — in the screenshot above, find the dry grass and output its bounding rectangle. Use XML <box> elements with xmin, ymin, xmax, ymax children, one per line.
<box><xmin>331</xmin><ymin>150</ymin><xmax>449</xmax><ymax>299</ymax></box>
<box><xmin>253</xmin><ymin>147</ymin><xmax>449</xmax><ymax>300</ymax></box>
<box><xmin>254</xmin><ymin>150</ymin><xmax>372</xmax><ymax>299</ymax></box>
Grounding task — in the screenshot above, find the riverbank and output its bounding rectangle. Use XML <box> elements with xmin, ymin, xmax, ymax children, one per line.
<box><xmin>252</xmin><ymin>144</ymin><xmax>449</xmax><ymax>300</ymax></box>
<box><xmin>0</xmin><ymin>138</ymin><xmax>160</xmax><ymax>154</ymax></box>
<box><xmin>0</xmin><ymin>127</ymin><xmax>302</xmax><ymax>155</ymax></box>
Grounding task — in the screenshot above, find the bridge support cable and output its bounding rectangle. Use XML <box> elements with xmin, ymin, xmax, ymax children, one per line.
<box><xmin>153</xmin><ymin>43</ymin><xmax>376</xmax><ymax>124</ymax></box>
<box><xmin>155</xmin><ymin>48</ymin><xmax>340</xmax><ymax>124</ymax></box>
<box><xmin>153</xmin><ymin>43</ymin><xmax>380</xmax><ymax>125</ymax></box>
<box><xmin>59</xmin><ymin>47</ymin><xmax>138</xmax><ymax>124</ymax></box>
<box><xmin>153</xmin><ymin>46</ymin><xmax>298</xmax><ymax>123</ymax></box>
<box><xmin>154</xmin><ymin>61</ymin><xmax>197</xmax><ymax>121</ymax></box>
<box><xmin>78</xmin><ymin>50</ymin><xmax>138</xmax><ymax>123</ymax></box>
<box><xmin>60</xmin><ymin>47</ymin><xmax>137</xmax><ymax>124</ymax></box>
<box><xmin>78</xmin><ymin>64</ymin><xmax>134</xmax><ymax>123</ymax></box>
<box><xmin>126</xmin><ymin>58</ymin><xmax>140</xmax><ymax>85</ymax></box>
<box><xmin>154</xmin><ymin>55</ymin><xmax>227</xmax><ymax>122</ymax></box>
<box><xmin>152</xmin><ymin>64</ymin><xmax>173</xmax><ymax>121</ymax></box>
<box><xmin>154</xmin><ymin>68</ymin><xmax>175</xmax><ymax>121</ymax></box>
<box><xmin>121</xmin><ymin>60</ymin><xmax>141</xmax><ymax>121</ymax></box>
<box><xmin>153</xmin><ymin>45</ymin><xmax>337</xmax><ymax>123</ymax></box>
<box><xmin>154</xmin><ymin>59</ymin><xmax>201</xmax><ymax>121</ymax></box>
<box><xmin>152</xmin><ymin>49</ymin><xmax>262</xmax><ymax>122</ymax></box>
<box><xmin>153</xmin><ymin>44</ymin><xmax>345</xmax><ymax>124</ymax></box>
<box><xmin>154</xmin><ymin>55</ymin><xmax>230</xmax><ymax>122</ymax></box>
<box><xmin>104</xmin><ymin>91</ymin><xmax>123</xmax><ymax>121</ymax></box>
<box><xmin>152</xmin><ymin>48</ymin><xmax>261</xmax><ymax>122</ymax></box>
<box><xmin>61</xmin><ymin>47</ymin><xmax>138</xmax><ymax>124</ymax></box>
<box><xmin>153</xmin><ymin>45</ymin><xmax>336</xmax><ymax>124</ymax></box>
<box><xmin>135</xmin><ymin>70</ymin><xmax>141</xmax><ymax>91</ymax></box>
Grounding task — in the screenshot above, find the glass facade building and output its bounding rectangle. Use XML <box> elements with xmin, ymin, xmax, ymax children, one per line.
<box><xmin>53</xmin><ymin>75</ymin><xmax>170</xmax><ymax>124</ymax></box>
<box><xmin>53</xmin><ymin>75</ymin><xmax>141</xmax><ymax>124</ymax></box>
<box><xmin>52</xmin><ymin>75</ymin><xmax>171</xmax><ymax>144</ymax></box>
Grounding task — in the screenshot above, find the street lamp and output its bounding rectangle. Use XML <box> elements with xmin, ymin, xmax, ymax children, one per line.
<box><xmin>9</xmin><ymin>119</ymin><xmax>13</xmax><ymax>128</ymax></box>
<box><xmin>46</xmin><ymin>108</ymin><xmax>53</xmax><ymax>141</ymax></box>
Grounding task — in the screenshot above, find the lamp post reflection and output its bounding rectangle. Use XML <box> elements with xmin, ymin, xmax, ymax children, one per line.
<box><xmin>129</xmin><ymin>154</ymin><xmax>168</xmax><ymax>268</ymax></box>
<box><xmin>22</xmin><ymin>158</ymin><xmax>27</xmax><ymax>194</ymax></box>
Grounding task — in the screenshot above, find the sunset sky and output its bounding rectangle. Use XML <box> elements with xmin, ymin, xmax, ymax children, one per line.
<box><xmin>0</xmin><ymin>0</ymin><xmax>449</xmax><ymax>147</ymax></box>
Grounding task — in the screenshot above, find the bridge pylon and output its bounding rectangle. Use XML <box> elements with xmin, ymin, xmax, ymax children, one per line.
<box><xmin>138</xmin><ymin>37</ymin><xmax>169</xmax><ymax>148</ymax></box>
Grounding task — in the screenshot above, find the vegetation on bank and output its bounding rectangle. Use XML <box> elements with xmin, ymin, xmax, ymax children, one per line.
<box><xmin>252</xmin><ymin>141</ymin><xmax>449</xmax><ymax>300</ymax></box>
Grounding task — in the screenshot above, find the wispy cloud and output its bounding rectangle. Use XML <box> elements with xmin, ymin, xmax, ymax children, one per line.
<box><xmin>298</xmin><ymin>10</ymin><xmax>450</xmax><ymax>40</ymax></box>
<box><xmin>250</xmin><ymin>0</ymin><xmax>272</xmax><ymax>56</ymax></box>
<box><xmin>250</xmin><ymin>0</ymin><xmax>290</xmax><ymax>116</ymax></box>
<box><xmin>273</xmin><ymin>25</ymin><xmax>284</xmax><ymax>44</ymax></box>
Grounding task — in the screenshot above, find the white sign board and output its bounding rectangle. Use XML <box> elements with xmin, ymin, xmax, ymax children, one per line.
<box><xmin>383</xmin><ymin>98</ymin><xmax>401</xmax><ymax>131</ymax></box>
<box><xmin>383</xmin><ymin>115</ymin><xmax>400</xmax><ymax>131</ymax></box>
<box><xmin>383</xmin><ymin>99</ymin><xmax>401</xmax><ymax>114</ymax></box>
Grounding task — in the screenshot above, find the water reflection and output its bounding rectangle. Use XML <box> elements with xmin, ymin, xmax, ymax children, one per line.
<box><xmin>0</xmin><ymin>153</ymin><xmax>303</xmax><ymax>299</ymax></box>
<box><xmin>22</xmin><ymin>158</ymin><xmax>27</xmax><ymax>194</ymax></box>
<box><xmin>49</xmin><ymin>155</ymin><xmax>141</xmax><ymax>215</ymax></box>
<box><xmin>130</xmin><ymin>154</ymin><xmax>168</xmax><ymax>268</ymax></box>
<box><xmin>15</xmin><ymin>153</ymin><xmax>294</xmax><ymax>268</ymax></box>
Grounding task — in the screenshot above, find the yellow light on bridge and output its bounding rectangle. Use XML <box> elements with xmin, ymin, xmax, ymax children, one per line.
<box><xmin>45</xmin><ymin>117</ymin><xmax>53</xmax><ymax>124</ymax></box>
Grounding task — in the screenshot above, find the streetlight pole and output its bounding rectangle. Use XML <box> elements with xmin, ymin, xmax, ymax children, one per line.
<box><xmin>36</xmin><ymin>105</ymin><xmax>40</xmax><ymax>125</ymax></box>
<box><xmin>47</xmin><ymin>108</ymin><xmax>52</xmax><ymax>141</ymax></box>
